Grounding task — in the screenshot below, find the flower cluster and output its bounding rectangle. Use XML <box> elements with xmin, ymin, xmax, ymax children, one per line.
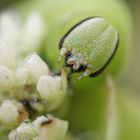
<box><xmin>9</xmin><ymin>115</ymin><xmax>68</xmax><ymax>140</ymax></box>
<box><xmin>0</xmin><ymin>10</ymin><xmax>68</xmax><ymax>140</ymax></box>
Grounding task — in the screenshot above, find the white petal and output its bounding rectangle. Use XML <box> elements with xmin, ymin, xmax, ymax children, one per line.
<box><xmin>15</xmin><ymin>67</ymin><xmax>29</xmax><ymax>85</ymax></box>
<box><xmin>37</xmin><ymin>75</ymin><xmax>61</xmax><ymax>100</ymax></box>
<box><xmin>0</xmin><ymin>10</ymin><xmax>20</xmax><ymax>48</ymax></box>
<box><xmin>22</xmin><ymin>53</ymin><xmax>49</xmax><ymax>84</ymax></box>
<box><xmin>0</xmin><ymin>39</ymin><xmax>18</xmax><ymax>70</ymax></box>
<box><xmin>19</xmin><ymin>12</ymin><xmax>45</xmax><ymax>55</ymax></box>
<box><xmin>0</xmin><ymin>100</ymin><xmax>18</xmax><ymax>125</ymax></box>
<box><xmin>33</xmin><ymin>116</ymin><xmax>49</xmax><ymax>131</ymax></box>
<box><xmin>0</xmin><ymin>65</ymin><xmax>15</xmax><ymax>90</ymax></box>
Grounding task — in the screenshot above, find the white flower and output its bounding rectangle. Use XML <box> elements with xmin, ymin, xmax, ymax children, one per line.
<box><xmin>19</xmin><ymin>12</ymin><xmax>45</xmax><ymax>55</ymax></box>
<box><xmin>16</xmin><ymin>122</ymin><xmax>37</xmax><ymax>138</ymax></box>
<box><xmin>0</xmin><ymin>39</ymin><xmax>18</xmax><ymax>71</ymax></box>
<box><xmin>38</xmin><ymin>118</ymin><xmax>68</xmax><ymax>140</ymax></box>
<box><xmin>0</xmin><ymin>10</ymin><xmax>20</xmax><ymax>49</ymax></box>
<box><xmin>37</xmin><ymin>69</ymin><xmax>67</xmax><ymax>111</ymax></box>
<box><xmin>37</xmin><ymin>75</ymin><xmax>61</xmax><ymax>100</ymax></box>
<box><xmin>0</xmin><ymin>10</ymin><xmax>45</xmax><ymax>57</ymax></box>
<box><xmin>8</xmin><ymin>130</ymin><xmax>18</xmax><ymax>140</ymax></box>
<box><xmin>0</xmin><ymin>65</ymin><xmax>15</xmax><ymax>91</ymax></box>
<box><xmin>8</xmin><ymin>116</ymin><xmax>68</xmax><ymax>140</ymax></box>
<box><xmin>15</xmin><ymin>67</ymin><xmax>29</xmax><ymax>85</ymax></box>
<box><xmin>9</xmin><ymin>121</ymin><xmax>37</xmax><ymax>140</ymax></box>
<box><xmin>33</xmin><ymin>116</ymin><xmax>49</xmax><ymax>131</ymax></box>
<box><xmin>0</xmin><ymin>100</ymin><xmax>18</xmax><ymax>126</ymax></box>
<box><xmin>15</xmin><ymin>53</ymin><xmax>49</xmax><ymax>85</ymax></box>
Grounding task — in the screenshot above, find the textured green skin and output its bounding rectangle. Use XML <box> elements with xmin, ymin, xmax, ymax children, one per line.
<box><xmin>60</xmin><ymin>17</ymin><xmax>118</xmax><ymax>76</ymax></box>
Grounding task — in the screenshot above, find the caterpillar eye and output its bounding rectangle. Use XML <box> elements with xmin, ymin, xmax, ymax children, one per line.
<box><xmin>59</xmin><ymin>17</ymin><xmax>119</xmax><ymax>79</ymax></box>
<box><xmin>66</xmin><ymin>51</ymin><xmax>72</xmax><ymax>59</ymax></box>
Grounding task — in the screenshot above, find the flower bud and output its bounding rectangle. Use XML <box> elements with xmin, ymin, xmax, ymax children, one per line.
<box><xmin>33</xmin><ymin>116</ymin><xmax>49</xmax><ymax>131</ymax></box>
<box><xmin>8</xmin><ymin>116</ymin><xmax>68</xmax><ymax>140</ymax></box>
<box><xmin>16</xmin><ymin>122</ymin><xmax>37</xmax><ymax>139</ymax></box>
<box><xmin>0</xmin><ymin>39</ymin><xmax>17</xmax><ymax>71</ymax></box>
<box><xmin>38</xmin><ymin>117</ymin><xmax>68</xmax><ymax>140</ymax></box>
<box><xmin>37</xmin><ymin>69</ymin><xmax>67</xmax><ymax>111</ymax></box>
<box><xmin>8</xmin><ymin>130</ymin><xmax>17</xmax><ymax>140</ymax></box>
<box><xmin>19</xmin><ymin>12</ymin><xmax>45</xmax><ymax>55</ymax></box>
<box><xmin>0</xmin><ymin>100</ymin><xmax>18</xmax><ymax>126</ymax></box>
<box><xmin>9</xmin><ymin>121</ymin><xmax>37</xmax><ymax>140</ymax></box>
<box><xmin>0</xmin><ymin>65</ymin><xmax>15</xmax><ymax>91</ymax></box>
<box><xmin>0</xmin><ymin>100</ymin><xmax>28</xmax><ymax>127</ymax></box>
<box><xmin>0</xmin><ymin>10</ymin><xmax>20</xmax><ymax>49</ymax></box>
<box><xmin>16</xmin><ymin>54</ymin><xmax>49</xmax><ymax>84</ymax></box>
<box><xmin>15</xmin><ymin>67</ymin><xmax>29</xmax><ymax>85</ymax></box>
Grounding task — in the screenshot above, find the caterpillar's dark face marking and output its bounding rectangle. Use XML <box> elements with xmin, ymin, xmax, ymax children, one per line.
<box><xmin>58</xmin><ymin>17</ymin><xmax>119</xmax><ymax>79</ymax></box>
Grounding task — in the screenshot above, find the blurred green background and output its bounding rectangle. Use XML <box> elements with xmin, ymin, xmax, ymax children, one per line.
<box><xmin>122</xmin><ymin>0</ymin><xmax>140</xmax><ymax>94</ymax></box>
